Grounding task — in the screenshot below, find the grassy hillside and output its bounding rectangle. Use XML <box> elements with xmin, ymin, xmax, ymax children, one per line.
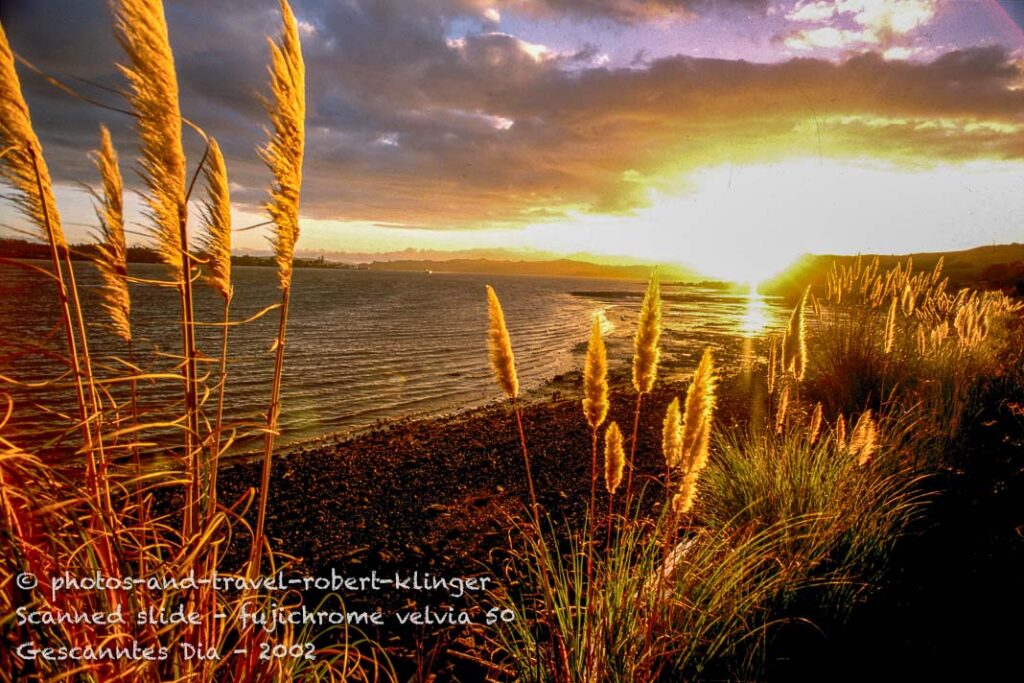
<box><xmin>763</xmin><ymin>243</ymin><xmax>1024</xmax><ymax>300</ymax></box>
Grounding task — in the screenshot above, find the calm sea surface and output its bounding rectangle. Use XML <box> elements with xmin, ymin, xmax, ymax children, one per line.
<box><xmin>0</xmin><ymin>262</ymin><xmax>789</xmax><ymax>457</ymax></box>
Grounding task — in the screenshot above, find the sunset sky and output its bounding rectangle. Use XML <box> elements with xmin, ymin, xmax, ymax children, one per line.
<box><xmin>2</xmin><ymin>0</ymin><xmax>1024</xmax><ymax>280</ymax></box>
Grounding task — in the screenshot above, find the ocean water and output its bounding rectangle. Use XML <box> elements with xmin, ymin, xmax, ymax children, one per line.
<box><xmin>0</xmin><ymin>262</ymin><xmax>789</xmax><ymax>457</ymax></box>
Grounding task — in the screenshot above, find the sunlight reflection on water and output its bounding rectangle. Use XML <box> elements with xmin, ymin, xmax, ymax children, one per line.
<box><xmin>740</xmin><ymin>284</ymin><xmax>770</xmax><ymax>337</ymax></box>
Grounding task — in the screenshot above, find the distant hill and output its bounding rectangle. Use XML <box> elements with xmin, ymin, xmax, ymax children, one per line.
<box><xmin>0</xmin><ymin>238</ymin><xmax>352</xmax><ymax>270</ymax></box>
<box><xmin>365</xmin><ymin>258</ymin><xmax>701</xmax><ymax>282</ymax></box>
<box><xmin>0</xmin><ymin>237</ymin><xmax>165</xmax><ymax>263</ymax></box>
<box><xmin>1</xmin><ymin>238</ymin><xmax>699</xmax><ymax>281</ymax></box>
<box><xmin>763</xmin><ymin>244</ymin><xmax>1024</xmax><ymax>300</ymax></box>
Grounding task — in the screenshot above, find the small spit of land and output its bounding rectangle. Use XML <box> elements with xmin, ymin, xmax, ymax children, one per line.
<box><xmin>216</xmin><ymin>366</ymin><xmax>1024</xmax><ymax>681</ymax></box>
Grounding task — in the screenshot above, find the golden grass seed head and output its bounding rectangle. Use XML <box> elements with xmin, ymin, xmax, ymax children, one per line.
<box><xmin>485</xmin><ymin>285</ymin><xmax>518</xmax><ymax>398</ymax></box>
<box><xmin>200</xmin><ymin>137</ymin><xmax>233</xmax><ymax>301</ymax></box>
<box><xmin>775</xmin><ymin>383</ymin><xmax>790</xmax><ymax>435</ymax></box>
<box><xmin>90</xmin><ymin>125</ymin><xmax>131</xmax><ymax>343</ymax></box>
<box><xmin>662</xmin><ymin>397</ymin><xmax>683</xmax><ymax>469</ymax></box>
<box><xmin>582</xmin><ymin>313</ymin><xmax>609</xmax><ymax>430</ymax></box>
<box><xmin>808</xmin><ymin>401</ymin><xmax>823</xmax><ymax>446</ymax></box>
<box><xmin>884</xmin><ymin>295</ymin><xmax>898</xmax><ymax>354</ymax></box>
<box><xmin>0</xmin><ymin>23</ymin><xmax>66</xmax><ymax>249</ymax></box>
<box><xmin>679</xmin><ymin>348</ymin><xmax>717</xmax><ymax>475</ymax></box>
<box><xmin>631</xmin><ymin>270</ymin><xmax>661</xmax><ymax>394</ymax></box>
<box><xmin>782</xmin><ymin>287</ymin><xmax>808</xmax><ymax>381</ymax></box>
<box><xmin>849</xmin><ymin>409</ymin><xmax>878</xmax><ymax>466</ymax></box>
<box><xmin>604</xmin><ymin>421</ymin><xmax>625</xmax><ymax>495</ymax></box>
<box><xmin>260</xmin><ymin>0</ymin><xmax>306</xmax><ymax>291</ymax></box>
<box><xmin>112</xmin><ymin>0</ymin><xmax>187</xmax><ymax>279</ymax></box>
<box><xmin>835</xmin><ymin>413</ymin><xmax>847</xmax><ymax>450</ymax></box>
<box><xmin>673</xmin><ymin>470</ymin><xmax>701</xmax><ymax>516</ymax></box>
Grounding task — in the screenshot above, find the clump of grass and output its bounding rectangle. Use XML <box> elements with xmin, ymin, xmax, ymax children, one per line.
<box><xmin>701</xmin><ymin>415</ymin><xmax>924</xmax><ymax>608</ymax></box>
<box><xmin>809</xmin><ymin>255</ymin><xmax>1023</xmax><ymax>453</ymax></box>
<box><xmin>481</xmin><ymin>257</ymin><xmax>981</xmax><ymax>681</ymax></box>
<box><xmin>486</xmin><ymin>504</ymin><xmax>824</xmax><ymax>681</ymax></box>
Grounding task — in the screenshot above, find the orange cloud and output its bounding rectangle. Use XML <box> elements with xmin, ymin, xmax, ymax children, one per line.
<box><xmin>293</xmin><ymin>46</ymin><xmax>1024</xmax><ymax>227</ymax></box>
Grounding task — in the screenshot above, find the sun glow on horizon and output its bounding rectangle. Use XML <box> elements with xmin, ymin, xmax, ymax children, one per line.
<box><xmin>39</xmin><ymin>156</ymin><xmax>1024</xmax><ymax>284</ymax></box>
<box><xmin>508</xmin><ymin>157</ymin><xmax>1024</xmax><ymax>282</ymax></box>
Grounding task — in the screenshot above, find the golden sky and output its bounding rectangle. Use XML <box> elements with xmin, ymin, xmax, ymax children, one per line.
<box><xmin>3</xmin><ymin>0</ymin><xmax>1024</xmax><ymax>279</ymax></box>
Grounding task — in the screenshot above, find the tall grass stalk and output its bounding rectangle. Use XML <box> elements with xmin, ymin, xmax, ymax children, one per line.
<box><xmin>251</xmin><ymin>0</ymin><xmax>306</xmax><ymax>577</ymax></box>
<box><xmin>485</xmin><ymin>283</ymin><xmax>570</xmax><ymax>679</ymax></box>
<box><xmin>200</xmin><ymin>137</ymin><xmax>233</xmax><ymax>525</ymax></box>
<box><xmin>0</xmin><ymin>23</ymin><xmax>100</xmax><ymax>504</ymax></box>
<box><xmin>581</xmin><ymin>312</ymin><xmax>609</xmax><ymax>617</ymax></box>
<box><xmin>112</xmin><ymin>0</ymin><xmax>201</xmax><ymax>539</ymax></box>
<box><xmin>626</xmin><ymin>271</ymin><xmax>661</xmax><ymax>511</ymax></box>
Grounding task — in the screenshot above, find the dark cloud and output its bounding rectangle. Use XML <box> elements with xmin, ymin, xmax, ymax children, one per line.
<box><xmin>512</xmin><ymin>0</ymin><xmax>769</xmax><ymax>23</ymax></box>
<box><xmin>2</xmin><ymin>1</ymin><xmax>1022</xmax><ymax>231</ymax></box>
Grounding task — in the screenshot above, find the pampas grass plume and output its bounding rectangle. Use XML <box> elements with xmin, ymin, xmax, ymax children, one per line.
<box><xmin>850</xmin><ymin>410</ymin><xmax>878</xmax><ymax>466</ymax></box>
<box><xmin>673</xmin><ymin>348</ymin><xmax>718</xmax><ymax>517</ymax></box>
<box><xmin>91</xmin><ymin>125</ymin><xmax>131</xmax><ymax>342</ymax></box>
<box><xmin>112</xmin><ymin>0</ymin><xmax>186</xmax><ymax>278</ymax></box>
<box><xmin>200</xmin><ymin>137</ymin><xmax>233</xmax><ymax>301</ymax></box>
<box><xmin>582</xmin><ymin>313</ymin><xmax>608</xmax><ymax>430</ymax></box>
<box><xmin>0</xmin><ymin>23</ymin><xmax>66</xmax><ymax>248</ymax></box>
<box><xmin>662</xmin><ymin>397</ymin><xmax>682</xmax><ymax>469</ymax></box>
<box><xmin>775</xmin><ymin>383</ymin><xmax>790</xmax><ymax>435</ymax></box>
<box><xmin>631</xmin><ymin>271</ymin><xmax>661</xmax><ymax>394</ymax></box>
<box><xmin>782</xmin><ymin>287</ymin><xmax>808</xmax><ymax>381</ymax></box>
<box><xmin>260</xmin><ymin>0</ymin><xmax>306</xmax><ymax>290</ymax></box>
<box><xmin>604</xmin><ymin>422</ymin><xmax>625</xmax><ymax>494</ymax></box>
<box><xmin>835</xmin><ymin>413</ymin><xmax>847</xmax><ymax>450</ymax></box>
<box><xmin>808</xmin><ymin>401</ymin><xmax>823</xmax><ymax>446</ymax></box>
<box><xmin>486</xmin><ymin>285</ymin><xmax>519</xmax><ymax>398</ymax></box>
<box><xmin>679</xmin><ymin>348</ymin><xmax>716</xmax><ymax>469</ymax></box>
<box><xmin>884</xmin><ymin>295</ymin><xmax>897</xmax><ymax>354</ymax></box>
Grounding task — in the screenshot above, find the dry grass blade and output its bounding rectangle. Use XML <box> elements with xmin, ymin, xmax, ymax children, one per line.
<box><xmin>0</xmin><ymin>23</ymin><xmax>66</xmax><ymax>248</ymax></box>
